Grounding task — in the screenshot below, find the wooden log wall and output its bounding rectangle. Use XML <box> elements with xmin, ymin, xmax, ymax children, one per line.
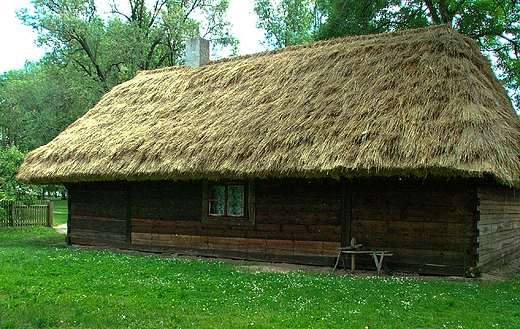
<box><xmin>129</xmin><ymin>179</ymin><xmax>342</xmax><ymax>264</ymax></box>
<box><xmin>351</xmin><ymin>179</ymin><xmax>479</xmax><ymax>276</ymax></box>
<box><xmin>477</xmin><ymin>185</ymin><xmax>520</xmax><ymax>272</ymax></box>
<box><xmin>255</xmin><ymin>179</ymin><xmax>342</xmax><ymax>242</ymax></box>
<box><xmin>66</xmin><ymin>178</ymin><xmax>486</xmax><ymax>275</ymax></box>
<box><xmin>131</xmin><ymin>181</ymin><xmax>202</xmax><ymax>222</ymax></box>
<box><xmin>66</xmin><ymin>182</ymin><xmax>127</xmax><ymax>247</ymax></box>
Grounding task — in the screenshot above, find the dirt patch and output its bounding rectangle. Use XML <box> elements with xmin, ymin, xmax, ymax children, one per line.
<box><xmin>480</xmin><ymin>258</ymin><xmax>520</xmax><ymax>281</ymax></box>
<box><xmin>53</xmin><ymin>224</ymin><xmax>67</xmax><ymax>234</ymax></box>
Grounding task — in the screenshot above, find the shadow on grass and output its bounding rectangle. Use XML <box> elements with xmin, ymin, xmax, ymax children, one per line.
<box><xmin>0</xmin><ymin>226</ymin><xmax>64</xmax><ymax>247</ymax></box>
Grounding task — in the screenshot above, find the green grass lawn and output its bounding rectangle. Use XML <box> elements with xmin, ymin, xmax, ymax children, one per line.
<box><xmin>47</xmin><ymin>198</ymin><xmax>68</xmax><ymax>226</ymax></box>
<box><xmin>1</xmin><ymin>227</ymin><xmax>519</xmax><ymax>329</ymax></box>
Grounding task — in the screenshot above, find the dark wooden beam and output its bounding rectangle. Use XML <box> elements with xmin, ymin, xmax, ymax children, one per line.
<box><xmin>125</xmin><ymin>182</ymin><xmax>132</xmax><ymax>245</ymax></box>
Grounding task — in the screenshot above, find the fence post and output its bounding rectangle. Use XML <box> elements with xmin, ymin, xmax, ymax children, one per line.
<box><xmin>47</xmin><ymin>201</ymin><xmax>53</xmax><ymax>228</ymax></box>
<box><xmin>11</xmin><ymin>201</ymin><xmax>15</xmax><ymax>227</ymax></box>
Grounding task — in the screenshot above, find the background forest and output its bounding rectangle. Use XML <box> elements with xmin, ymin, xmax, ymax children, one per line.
<box><xmin>0</xmin><ymin>0</ymin><xmax>519</xmax><ymax>200</ymax></box>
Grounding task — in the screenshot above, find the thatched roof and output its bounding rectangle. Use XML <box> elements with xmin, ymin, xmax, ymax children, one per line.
<box><xmin>17</xmin><ymin>26</ymin><xmax>520</xmax><ymax>186</ymax></box>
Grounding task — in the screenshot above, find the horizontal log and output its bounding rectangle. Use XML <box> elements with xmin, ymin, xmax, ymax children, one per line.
<box><xmin>478</xmin><ymin>186</ymin><xmax>520</xmax><ymax>201</ymax></box>
<box><xmin>132</xmin><ymin>219</ymin><xmax>203</xmax><ymax>234</ymax></box>
<box><xmin>256</xmin><ymin>201</ymin><xmax>341</xmax><ymax>213</ymax></box>
<box><xmin>190</xmin><ymin>235</ymin><xmax>210</xmax><ymax>247</ymax></box>
<box><xmin>293</xmin><ymin>240</ymin><xmax>341</xmax><ymax>255</ymax></box>
<box><xmin>69</xmin><ymin>236</ymin><xmax>127</xmax><ymax>249</ymax></box>
<box><xmin>72</xmin><ymin>189</ymin><xmax>126</xmax><ymax>202</ymax></box>
<box><xmin>131</xmin><ymin>219</ymin><xmax>154</xmax><ymax>232</ymax></box>
<box><xmin>352</xmin><ymin>219</ymin><xmax>475</xmax><ymax>237</ymax></box>
<box><xmin>478</xmin><ymin>249</ymin><xmax>520</xmax><ymax>272</ymax></box>
<box><xmin>478</xmin><ymin>235</ymin><xmax>520</xmax><ymax>255</ymax></box>
<box><xmin>70</xmin><ymin>217</ymin><xmax>126</xmax><ymax>233</ymax></box>
<box><xmin>151</xmin><ymin>233</ymin><xmax>173</xmax><ymax>246</ymax></box>
<box><xmin>244</xmin><ymin>231</ymin><xmax>271</xmax><ymax>239</ymax></box>
<box><xmin>69</xmin><ymin>230</ymin><xmax>126</xmax><ymax>246</ymax></box>
<box><xmin>478</xmin><ymin>204</ymin><xmax>520</xmax><ymax>215</ymax></box>
<box><xmin>256</xmin><ymin>224</ymin><xmax>281</xmax><ymax>232</ymax></box>
<box><xmin>242</xmin><ymin>241</ymin><xmax>264</xmax><ymax>253</ymax></box>
<box><xmin>479</xmin><ymin>199</ymin><xmax>520</xmax><ymax>207</ymax></box>
<box><xmin>478</xmin><ymin>213</ymin><xmax>520</xmax><ymax>225</ymax></box>
<box><xmin>130</xmin><ymin>233</ymin><xmax>339</xmax><ymax>257</ymax></box>
<box><xmin>353</xmin><ymin>208</ymin><xmax>475</xmax><ymax>223</ymax></box>
<box><xmin>380</xmin><ymin>248</ymin><xmax>472</xmax><ymax>267</ymax></box>
<box><xmin>256</xmin><ymin>179</ymin><xmax>341</xmax><ymax>196</ymax></box>
<box><xmin>351</xmin><ymin>231</ymin><xmax>475</xmax><ymax>252</ymax></box>
<box><xmin>129</xmin><ymin>231</ymin><xmax>474</xmax><ymax>268</ymax></box>
<box><xmin>132</xmin><ymin>208</ymin><xmax>201</xmax><ymax>221</ymax></box>
<box><xmin>221</xmin><ymin>230</ymin><xmax>247</xmax><ymax>238</ymax></box>
<box><xmin>478</xmin><ymin>248</ymin><xmax>517</xmax><ymax>266</ymax></box>
<box><xmin>71</xmin><ymin>202</ymin><xmax>126</xmax><ymax>219</ymax></box>
<box><xmin>478</xmin><ymin>221</ymin><xmax>520</xmax><ymax>236</ymax></box>
<box><xmin>131</xmin><ymin>232</ymin><xmax>152</xmax><ymax>245</ymax></box>
<box><xmin>305</xmin><ymin>225</ymin><xmax>341</xmax><ymax>236</ymax></box>
<box><xmin>478</xmin><ymin>229</ymin><xmax>520</xmax><ymax>248</ymax></box>
<box><xmin>256</xmin><ymin>211</ymin><xmax>340</xmax><ymax>226</ymax></box>
<box><xmin>478</xmin><ymin>246</ymin><xmax>520</xmax><ymax>268</ymax></box>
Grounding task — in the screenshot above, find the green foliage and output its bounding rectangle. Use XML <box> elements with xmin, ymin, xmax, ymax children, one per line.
<box><xmin>1</xmin><ymin>227</ymin><xmax>520</xmax><ymax>328</ymax></box>
<box><xmin>254</xmin><ymin>0</ymin><xmax>323</xmax><ymax>48</ymax></box>
<box><xmin>43</xmin><ymin>185</ymin><xmax>68</xmax><ymax>200</ymax></box>
<box><xmin>0</xmin><ymin>62</ymin><xmax>95</xmax><ymax>151</ymax></box>
<box><xmin>0</xmin><ymin>145</ymin><xmax>37</xmax><ymax>202</ymax></box>
<box><xmin>316</xmin><ymin>0</ymin><xmax>402</xmax><ymax>38</ymax></box>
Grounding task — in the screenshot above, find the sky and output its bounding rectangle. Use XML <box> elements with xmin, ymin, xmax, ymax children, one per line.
<box><xmin>0</xmin><ymin>0</ymin><xmax>266</xmax><ymax>75</ymax></box>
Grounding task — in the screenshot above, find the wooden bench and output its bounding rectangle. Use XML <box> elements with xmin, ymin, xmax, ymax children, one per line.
<box><xmin>332</xmin><ymin>238</ymin><xmax>393</xmax><ymax>275</ymax></box>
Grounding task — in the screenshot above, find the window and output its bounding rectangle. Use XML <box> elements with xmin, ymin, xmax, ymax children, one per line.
<box><xmin>203</xmin><ymin>181</ymin><xmax>254</xmax><ymax>224</ymax></box>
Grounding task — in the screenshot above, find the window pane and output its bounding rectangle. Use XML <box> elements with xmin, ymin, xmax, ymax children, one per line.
<box><xmin>228</xmin><ymin>200</ymin><xmax>244</xmax><ymax>217</ymax></box>
<box><xmin>209</xmin><ymin>200</ymin><xmax>225</xmax><ymax>216</ymax></box>
<box><xmin>210</xmin><ymin>185</ymin><xmax>225</xmax><ymax>200</ymax></box>
<box><xmin>228</xmin><ymin>185</ymin><xmax>244</xmax><ymax>201</ymax></box>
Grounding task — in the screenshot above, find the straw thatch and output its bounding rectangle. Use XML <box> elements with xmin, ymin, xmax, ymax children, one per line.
<box><xmin>17</xmin><ymin>26</ymin><xmax>520</xmax><ymax>186</ymax></box>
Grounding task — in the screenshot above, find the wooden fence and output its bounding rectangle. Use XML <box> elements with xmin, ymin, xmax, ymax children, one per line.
<box><xmin>0</xmin><ymin>200</ymin><xmax>53</xmax><ymax>227</ymax></box>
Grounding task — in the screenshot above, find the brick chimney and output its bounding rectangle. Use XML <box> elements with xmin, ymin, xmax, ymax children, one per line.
<box><xmin>186</xmin><ymin>37</ymin><xmax>210</xmax><ymax>68</ymax></box>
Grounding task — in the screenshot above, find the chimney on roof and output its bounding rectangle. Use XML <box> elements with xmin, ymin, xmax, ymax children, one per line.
<box><xmin>186</xmin><ymin>37</ymin><xmax>210</xmax><ymax>68</ymax></box>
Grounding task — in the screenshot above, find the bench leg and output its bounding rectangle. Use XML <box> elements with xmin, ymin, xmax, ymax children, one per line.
<box><xmin>372</xmin><ymin>253</ymin><xmax>385</xmax><ymax>275</ymax></box>
<box><xmin>332</xmin><ymin>251</ymin><xmax>346</xmax><ymax>273</ymax></box>
<box><xmin>332</xmin><ymin>251</ymin><xmax>340</xmax><ymax>273</ymax></box>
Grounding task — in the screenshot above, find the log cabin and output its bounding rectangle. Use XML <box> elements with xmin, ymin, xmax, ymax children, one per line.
<box><xmin>18</xmin><ymin>26</ymin><xmax>520</xmax><ymax>276</ymax></box>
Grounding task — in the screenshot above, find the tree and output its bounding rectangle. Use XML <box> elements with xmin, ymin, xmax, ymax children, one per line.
<box><xmin>316</xmin><ymin>0</ymin><xmax>520</xmax><ymax>108</ymax></box>
<box><xmin>19</xmin><ymin>0</ymin><xmax>238</xmax><ymax>94</ymax></box>
<box><xmin>254</xmin><ymin>0</ymin><xmax>323</xmax><ymax>48</ymax></box>
<box><xmin>0</xmin><ymin>145</ymin><xmax>37</xmax><ymax>202</ymax></box>
<box><xmin>109</xmin><ymin>0</ymin><xmax>238</xmax><ymax>68</ymax></box>
<box><xmin>316</xmin><ymin>0</ymin><xmax>403</xmax><ymax>38</ymax></box>
<box><xmin>0</xmin><ymin>62</ymin><xmax>94</xmax><ymax>151</ymax></box>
